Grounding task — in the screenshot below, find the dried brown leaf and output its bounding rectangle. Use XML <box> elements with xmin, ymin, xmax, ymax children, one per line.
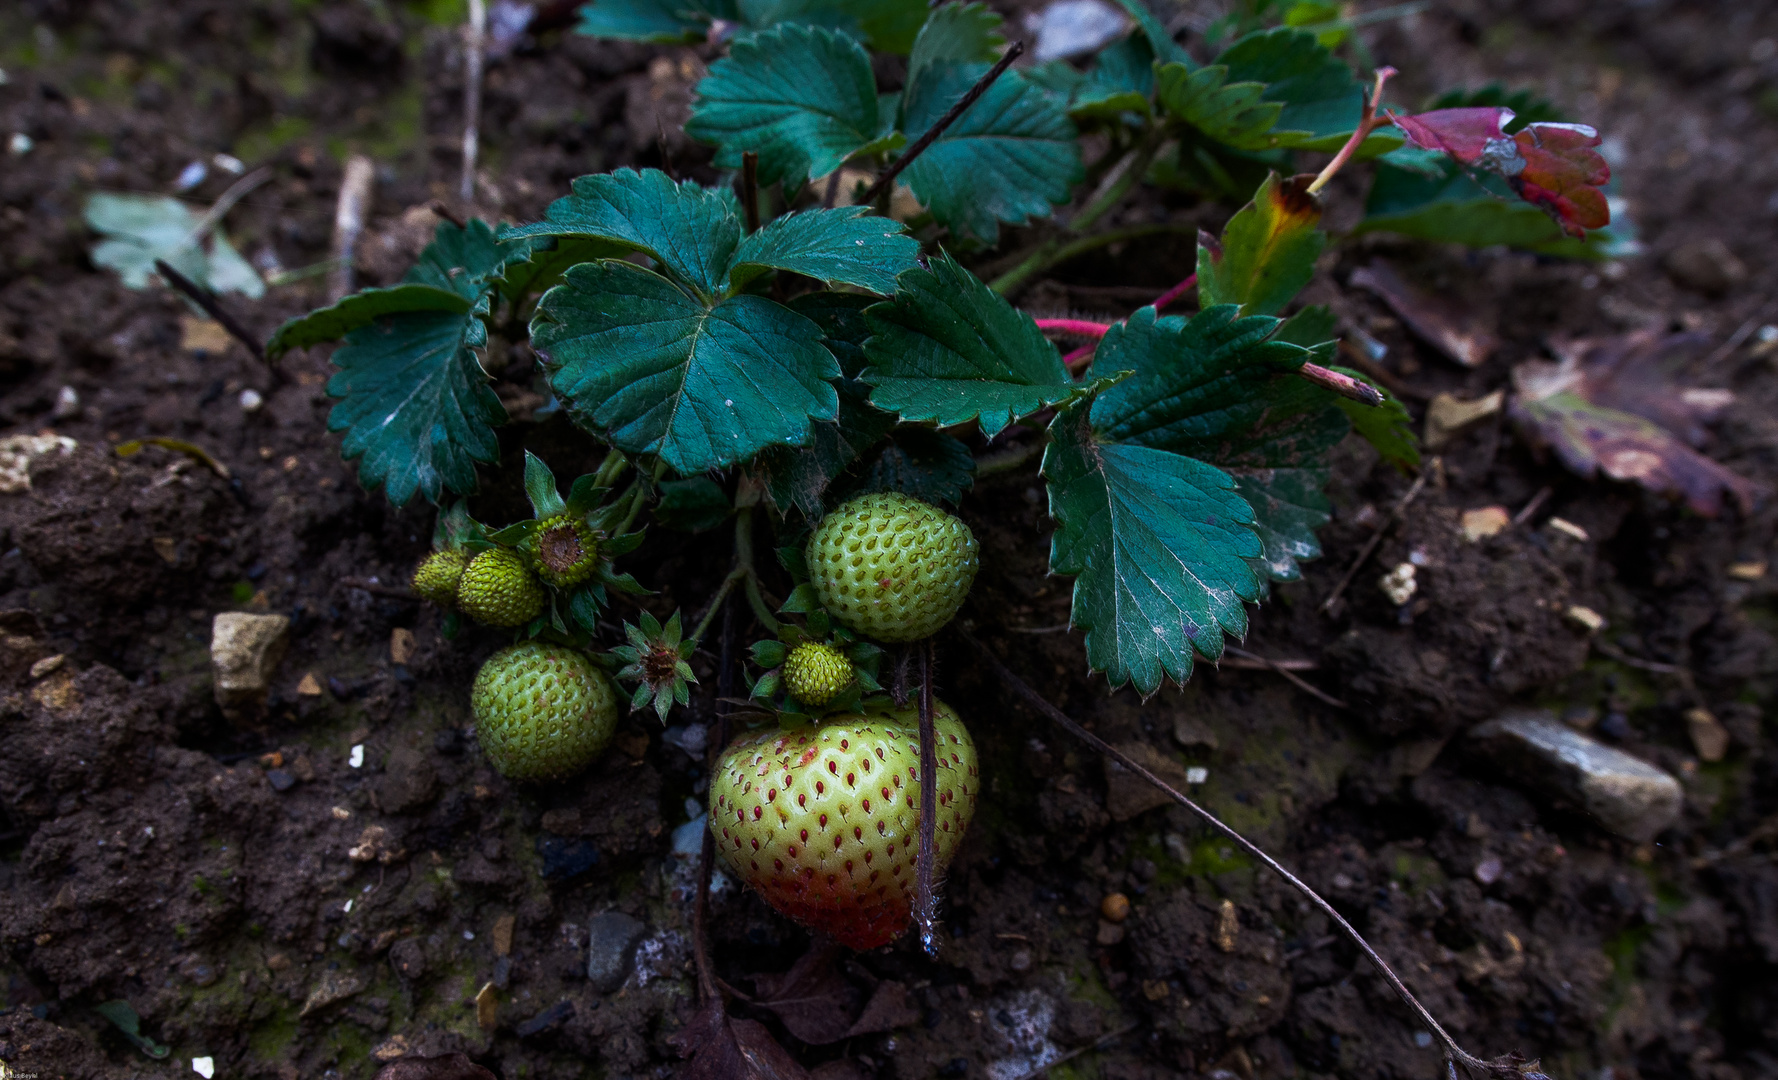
<box><xmin>1350</xmin><ymin>261</ymin><xmax>1497</xmax><ymax>368</ymax></box>
<box><xmin>373</xmin><ymin>1053</ymin><xmax>498</xmax><ymax>1080</ymax></box>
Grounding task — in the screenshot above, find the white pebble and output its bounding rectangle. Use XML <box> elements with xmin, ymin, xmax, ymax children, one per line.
<box><xmin>349</xmin><ymin>744</ymin><xmax>365</xmax><ymax>768</ymax></box>
<box><xmin>212</xmin><ymin>152</ymin><xmax>245</xmax><ymax>174</ymax></box>
<box><xmin>192</xmin><ymin>1056</ymin><xmax>215</xmax><ymax>1079</ymax></box>
<box><xmin>9</xmin><ymin>133</ymin><xmax>32</xmax><ymax>156</ymax></box>
<box><xmin>463</xmin><ymin>929</ymin><xmax>476</xmax><ymax>941</ymax></box>
<box><xmin>1185</xmin><ymin>766</ymin><xmax>1208</xmax><ymax>785</ymax></box>
<box><xmin>343</xmin><ymin>899</ymin><xmax>353</xmax><ymax>913</ymax></box>
<box><xmin>239</xmin><ymin>389</ymin><xmax>263</xmax><ymax>413</ymax></box>
<box><xmin>175</xmin><ymin>160</ymin><xmax>208</xmax><ymax>191</ymax></box>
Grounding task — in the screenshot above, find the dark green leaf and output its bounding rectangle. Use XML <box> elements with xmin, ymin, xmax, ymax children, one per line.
<box><xmin>93</xmin><ymin>1000</ymin><xmax>170</xmax><ymax>1060</ymax></box>
<box><xmin>1230</xmin><ymin>466</ymin><xmax>1330</xmax><ymax>585</ymax></box>
<box><xmin>787</xmin><ymin>290</ymin><xmax>875</xmax><ymax>377</ymax></box>
<box><xmin>532</xmin><ymin>259</ymin><xmax>839</xmax><ymax>473</ymax></box>
<box><xmin>326</xmin><ymin>309</ymin><xmax>507</xmax><ymax>506</ymax></box>
<box><xmin>1069</xmin><ymin>32</ymin><xmax>1156</xmax><ymax>120</ymax></box>
<box><xmin>1272</xmin><ymin>303</ymin><xmax>1337</xmax><ymax>347</ymax></box>
<box><xmin>1088</xmin><ymin>304</ymin><xmax>1319</xmax><ymax>454</ymax></box>
<box><xmin>1110</xmin><ymin>0</ymin><xmax>1190</xmax><ymax>65</ymax></box>
<box><xmin>753</xmin><ymin>639</ymin><xmax>788</xmax><ymax>667</ymax></box>
<box><xmin>852</xmin><ymin>0</ymin><xmax>929</xmax><ymax>53</ymax></box>
<box><xmin>493</xmin><ymin>235</ymin><xmax>629</xmax><ymax>306</ymax></box>
<box><xmin>404</xmin><ymin>218</ymin><xmax>509</xmax><ymax>299</ymax></box>
<box><xmin>1155</xmin><ymin>62</ymin><xmax>1281</xmax><ymax>150</ymax></box>
<box><xmin>523</xmin><ymin>451</ymin><xmax>568</xmax><ymax>518</ymax></box>
<box><xmin>1196</xmin><ymin>171</ymin><xmax>1325</xmax><ymax>317</ymax></box>
<box><xmin>1043</xmin><ymin>405</ymin><xmax>1263</xmax><ymax>696</ymax></box>
<box><xmin>1332</xmin><ymin>365</ymin><xmax>1420</xmax><ymax>471</ymax></box>
<box><xmin>656</xmin><ymin>477</ymin><xmax>734</xmax><ymax>532</ymax></box>
<box><xmin>857</xmin><ymin>427</ymin><xmax>975</xmax><ymax>505</ymax></box>
<box><xmin>266</xmin><ymin>284</ymin><xmax>472</xmax><ymax>359</ymax></box>
<box><xmin>727</xmin><ymin>207</ymin><xmax>921</xmax><ymax>295</ymax></box>
<box><xmin>1214</xmin><ymin>27</ymin><xmax>1361</xmax><ymax>152</ymax></box>
<box><xmin>686</xmin><ymin>25</ymin><xmax>899</xmax><ymax>190</ymax></box>
<box><xmin>905</xmin><ymin>2</ymin><xmax>1005</xmax><ymax>109</ymax></box>
<box><xmin>898</xmin><ymin>64</ymin><xmax>1083</xmax><ymax>242</ymax></box>
<box><xmin>502</xmin><ymin>168</ymin><xmax>742</xmax><ymax>298</ymax></box>
<box><xmin>758</xmin><ymin>390</ymin><xmax>897</xmax><ymax>518</ymax></box>
<box><xmin>574</xmin><ymin>0</ymin><xmax>736</xmax><ymax>42</ymax></box>
<box><xmin>781</xmin><ymin>582</ymin><xmax>822</xmax><ymax>613</ymax></box>
<box><xmin>861</xmin><ymin>253</ymin><xmax>1085</xmax><ymax>435</ymax></box>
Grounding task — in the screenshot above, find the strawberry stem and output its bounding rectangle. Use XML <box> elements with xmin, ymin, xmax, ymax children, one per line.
<box><xmin>961</xmin><ymin>627</ymin><xmax>1544</xmax><ymax>1080</ymax></box>
<box><xmin>913</xmin><ymin>639</ymin><xmax>940</xmax><ymax>956</ymax></box>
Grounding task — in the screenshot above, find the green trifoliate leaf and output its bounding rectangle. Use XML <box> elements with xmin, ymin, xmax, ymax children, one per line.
<box><xmin>532</xmin><ymin>259</ymin><xmax>840</xmax><ymax>474</ymax></box>
<box><xmin>326</xmin><ymin>309</ymin><xmax>506</xmax><ymax>506</ymax></box>
<box><xmin>84</xmin><ymin>192</ymin><xmax>265</xmax><ymax>299</ymax></box>
<box><xmin>403</xmin><ymin>218</ymin><xmax>509</xmax><ymax>299</ymax></box>
<box><xmin>1068</xmin><ymin>32</ymin><xmax>1155</xmax><ymax>120</ymax></box>
<box><xmin>491</xmin><ymin>235</ymin><xmax>627</xmax><ymax>306</ymax></box>
<box><xmin>1043</xmin><ymin>405</ymin><xmax>1263</xmax><ymax>697</ymax></box>
<box><xmin>1154</xmin><ymin>63</ymin><xmax>1280</xmax><ymax>150</ymax></box>
<box><xmin>897</xmin><ymin>62</ymin><xmax>1083</xmax><ymax>242</ymax></box>
<box><xmin>727</xmin><ymin>207</ymin><xmax>921</xmax><ymax>295</ymax></box>
<box><xmin>574</xmin><ymin>0</ymin><xmax>736</xmax><ymax>43</ymax></box>
<box><xmin>655</xmin><ymin>477</ymin><xmax>734</xmax><ymax>532</ymax></box>
<box><xmin>1230</xmin><ymin>466</ymin><xmax>1330</xmax><ymax>588</ymax></box>
<box><xmin>860</xmin><ymin>252</ymin><xmax>1087</xmax><ymax>436</ymax></box>
<box><xmin>686</xmin><ymin>25</ymin><xmax>897</xmax><ymax>190</ymax></box>
<box><xmin>857</xmin><ymin>427</ymin><xmax>975</xmax><ymax>506</ymax></box>
<box><xmin>1197</xmin><ymin>171</ymin><xmax>1325</xmax><ymax>318</ymax></box>
<box><xmin>502</xmin><ymin>169</ymin><xmax>742</xmax><ymax>299</ymax></box>
<box><xmin>1110</xmin><ymin>0</ymin><xmax>1189</xmax><ymax>65</ymax></box>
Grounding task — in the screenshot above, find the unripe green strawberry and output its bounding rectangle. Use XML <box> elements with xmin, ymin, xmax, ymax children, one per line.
<box><xmin>412</xmin><ymin>550</ymin><xmax>469</xmax><ymax>607</ymax></box>
<box><xmin>471</xmin><ymin>642</ymin><xmax>617</xmax><ymax>781</ymax></box>
<box><xmin>528</xmin><ymin>514</ymin><xmax>600</xmax><ymax>588</ymax></box>
<box><xmin>807</xmin><ymin>493</ymin><xmax>978</xmax><ymax>643</ymax></box>
<box><xmin>783</xmin><ymin>642</ymin><xmax>853</xmax><ymax>707</ymax></box>
<box><xmin>457</xmin><ymin>549</ymin><xmax>544</xmax><ymax>627</ymax></box>
<box><xmin>709</xmin><ymin>700</ymin><xmax>979</xmax><ymax>950</ymax></box>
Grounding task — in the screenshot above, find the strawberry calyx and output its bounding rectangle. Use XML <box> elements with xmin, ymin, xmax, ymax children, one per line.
<box><xmin>611</xmin><ymin>609</ymin><xmax>697</xmax><ymax>722</ymax></box>
<box><xmin>529</xmin><ymin>514</ymin><xmax>601</xmax><ymax>588</ymax></box>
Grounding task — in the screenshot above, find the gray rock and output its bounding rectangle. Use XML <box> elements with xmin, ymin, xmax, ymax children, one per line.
<box><xmin>1664</xmin><ymin>237</ymin><xmax>1746</xmax><ymax>295</ymax></box>
<box><xmin>1468</xmin><ymin>710</ymin><xmax>1682</xmax><ymax>841</ymax></box>
<box><xmin>584</xmin><ymin>911</ymin><xmax>647</xmax><ymax>992</ymax></box>
<box><xmin>210</xmin><ymin>612</ymin><xmax>290</xmax><ymax>710</ymax></box>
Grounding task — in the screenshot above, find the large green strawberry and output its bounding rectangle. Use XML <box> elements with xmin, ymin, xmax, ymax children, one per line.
<box><xmin>806</xmin><ymin>493</ymin><xmax>978</xmax><ymax>643</ymax></box>
<box><xmin>709</xmin><ymin>699</ymin><xmax>979</xmax><ymax>950</ymax></box>
<box><xmin>471</xmin><ymin>642</ymin><xmax>617</xmax><ymax>781</ymax></box>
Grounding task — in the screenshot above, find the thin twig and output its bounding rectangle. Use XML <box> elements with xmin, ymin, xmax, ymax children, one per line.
<box><xmin>860</xmin><ymin>41</ymin><xmax>1025</xmax><ymax>206</ymax></box>
<box><xmin>822</xmin><ymin>169</ymin><xmax>843</xmax><ymax>209</ymax></box>
<box><xmin>914</xmin><ymin>639</ymin><xmax>941</xmax><ymax>956</ymax></box>
<box><xmin>740</xmin><ymin>151</ymin><xmax>761</xmax><ymax>233</ymax></box>
<box><xmin>1222</xmin><ymin>645</ymin><xmax>1347</xmax><ymax>708</ymax></box>
<box><xmin>961</xmin><ymin>629</ymin><xmax>1535</xmax><ymax>1080</ymax></box>
<box><xmin>1702</xmin><ymin>316</ymin><xmax>1759</xmax><ymax>368</ymax></box>
<box><xmin>152</xmin><ymin>258</ymin><xmax>273</xmax><ymax>370</ymax></box>
<box><xmin>330</xmin><ymin>155</ymin><xmax>376</xmax><ymax>302</ymax></box>
<box><xmin>183</xmin><ymin>166</ymin><xmax>274</xmax><ymax>251</ymax></box>
<box><xmin>1511</xmin><ymin>486</ymin><xmax>1552</xmax><ymax>527</ymax></box>
<box><xmin>461</xmin><ymin>0</ymin><xmax>486</xmax><ymax>203</ymax></box>
<box><xmin>1320</xmin><ymin>468</ymin><xmax>1431</xmax><ymax>615</ymax></box>
<box><xmin>429</xmin><ymin>200</ymin><xmax>467</xmax><ymax>230</ymax></box>
<box><xmin>1300</xmin><ymin>362</ymin><xmax>1384</xmax><ymax>406</ymax></box>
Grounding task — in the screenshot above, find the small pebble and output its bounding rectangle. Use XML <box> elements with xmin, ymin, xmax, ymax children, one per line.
<box><xmin>1597</xmin><ymin>712</ymin><xmax>1631</xmax><ymax>740</ymax></box>
<box><xmin>192</xmin><ymin>1057</ymin><xmax>215</xmax><ymax>1079</ymax></box>
<box><xmin>1185</xmin><ymin>766</ymin><xmax>1208</xmax><ymax>784</ymax></box>
<box><xmin>1547</xmin><ymin>517</ymin><xmax>1590</xmax><ymax>542</ymax></box>
<box><xmin>1415</xmin><ymin>1031</ymin><xmax>1433</xmax><ymax>1048</ymax></box>
<box><xmin>1095</xmin><ymin>919</ymin><xmax>1126</xmax><ymax>946</ymax></box>
<box><xmin>1100</xmin><ymin>892</ymin><xmax>1130</xmax><ymax>922</ymax></box>
<box><xmin>1474</xmin><ymin>857</ymin><xmax>1504</xmax><ymax>885</ymax></box>
<box><xmin>175</xmin><ymin>160</ymin><xmax>208</xmax><ymax>191</ymax></box>
<box><xmin>1379</xmin><ymin>562</ymin><xmax>1417</xmax><ymax>606</ymax></box>
<box><xmin>266</xmin><ymin>769</ymin><xmax>296</xmax><ymax>792</ymax></box>
<box><xmin>213</xmin><ymin>152</ymin><xmax>245</xmax><ymax>174</ymax></box>
<box><xmin>9</xmin><ymin>133</ymin><xmax>32</xmax><ymax>155</ymax></box>
<box><xmin>240</xmin><ymin>388</ymin><xmax>263</xmax><ymax>413</ymax></box>
<box><xmin>349</xmin><ymin>744</ymin><xmax>365</xmax><ymax>768</ymax></box>
<box><xmin>1008</xmin><ymin>949</ymin><xmax>1032</xmax><ymax>972</ymax></box>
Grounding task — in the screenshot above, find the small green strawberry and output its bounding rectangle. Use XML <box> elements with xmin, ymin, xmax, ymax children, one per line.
<box><xmin>457</xmin><ymin>548</ymin><xmax>545</xmax><ymax>628</ymax></box>
<box><xmin>782</xmin><ymin>642</ymin><xmax>854</xmax><ymax>707</ymax></box>
<box><xmin>806</xmin><ymin>493</ymin><xmax>978</xmax><ymax>643</ymax></box>
<box><xmin>412</xmin><ymin>550</ymin><xmax>470</xmax><ymax>607</ymax></box>
<box><xmin>709</xmin><ymin>699</ymin><xmax>980</xmax><ymax>950</ymax></box>
<box><xmin>527</xmin><ymin>514</ymin><xmax>600</xmax><ymax>588</ymax></box>
<box><xmin>471</xmin><ymin>641</ymin><xmax>617</xmax><ymax>781</ymax></box>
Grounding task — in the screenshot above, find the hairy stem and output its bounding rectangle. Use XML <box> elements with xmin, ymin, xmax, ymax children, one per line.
<box><xmin>861</xmin><ymin>41</ymin><xmax>1026</xmax><ymax>206</ymax></box>
<box><xmin>1033</xmin><ymin>318</ymin><xmax>1111</xmax><ymax>340</ymax></box>
<box><xmin>1306</xmin><ymin>66</ymin><xmax>1396</xmax><ymax>197</ymax></box>
<box><xmin>914</xmin><ymin>639</ymin><xmax>940</xmax><ymax>956</ymax></box>
<box><xmin>687</xmin><ymin>568</ymin><xmax>747</xmax><ymax>650</ymax></box>
<box><xmin>961</xmin><ymin>628</ymin><xmax>1519</xmax><ymax>1079</ymax></box>
<box><xmin>592</xmin><ymin>449</ymin><xmax>630</xmax><ymax>490</ymax></box>
<box><xmin>1069</xmin><ymin>131</ymin><xmax>1162</xmax><ymax>235</ymax></box>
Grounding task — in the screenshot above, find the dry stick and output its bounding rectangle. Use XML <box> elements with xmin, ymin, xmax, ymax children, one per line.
<box><xmin>1319</xmin><ymin>467</ymin><xmax>1431</xmax><ymax>615</ymax></box>
<box><xmin>859</xmin><ymin>41</ymin><xmax>1025</xmax><ymax>206</ymax></box>
<box><xmin>1511</xmin><ymin>486</ymin><xmax>1552</xmax><ymax>528</ymax></box>
<box><xmin>961</xmin><ymin>629</ymin><xmax>1535</xmax><ymax>1080</ymax></box>
<box><xmin>461</xmin><ymin>0</ymin><xmax>487</xmax><ymax>203</ymax></box>
<box><xmin>428</xmin><ymin>200</ymin><xmax>467</xmax><ymax>230</ymax></box>
<box><xmin>692</xmin><ymin>595</ymin><xmax>736</xmax><ymax>1003</ymax></box>
<box><xmin>330</xmin><ymin>155</ymin><xmax>375</xmax><ymax>302</ymax></box>
<box><xmin>913</xmin><ymin>639</ymin><xmax>941</xmax><ymax>956</ymax></box>
<box><xmin>822</xmin><ymin>169</ymin><xmax>844</xmax><ymax>209</ymax></box>
<box><xmin>740</xmin><ymin>151</ymin><xmax>762</xmax><ymax>233</ymax></box>
<box><xmin>1221</xmin><ymin>645</ymin><xmax>1348</xmax><ymax>709</ymax></box>
<box><xmin>1300</xmin><ymin>362</ymin><xmax>1384</xmax><ymax>406</ymax></box>
<box><xmin>153</xmin><ymin>258</ymin><xmax>275</xmax><ymax>373</ymax></box>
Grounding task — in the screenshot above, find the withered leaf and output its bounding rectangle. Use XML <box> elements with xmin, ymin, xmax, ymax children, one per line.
<box><xmin>749</xmin><ymin>941</ymin><xmax>861</xmax><ymax>1045</ymax></box>
<box><xmin>677</xmin><ymin>998</ymin><xmax>811</xmax><ymax>1080</ymax></box>
<box><xmin>1349</xmin><ymin>261</ymin><xmax>1497</xmax><ymax>369</ymax></box>
<box><xmin>373</xmin><ymin>1053</ymin><xmax>498</xmax><ymax>1080</ymax></box>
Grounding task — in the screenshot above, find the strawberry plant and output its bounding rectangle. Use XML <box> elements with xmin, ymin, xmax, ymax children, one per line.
<box><xmin>265</xmin><ymin>4</ymin><xmax>1615</xmax><ymax>1074</ymax></box>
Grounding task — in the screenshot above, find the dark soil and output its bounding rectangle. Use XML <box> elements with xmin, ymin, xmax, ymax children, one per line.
<box><xmin>2</xmin><ymin>2</ymin><xmax>1777</xmax><ymax>1078</ymax></box>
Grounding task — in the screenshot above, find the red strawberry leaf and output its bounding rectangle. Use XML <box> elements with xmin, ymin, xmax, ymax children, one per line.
<box><xmin>1390</xmin><ymin>107</ymin><xmax>1610</xmax><ymax>238</ymax></box>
